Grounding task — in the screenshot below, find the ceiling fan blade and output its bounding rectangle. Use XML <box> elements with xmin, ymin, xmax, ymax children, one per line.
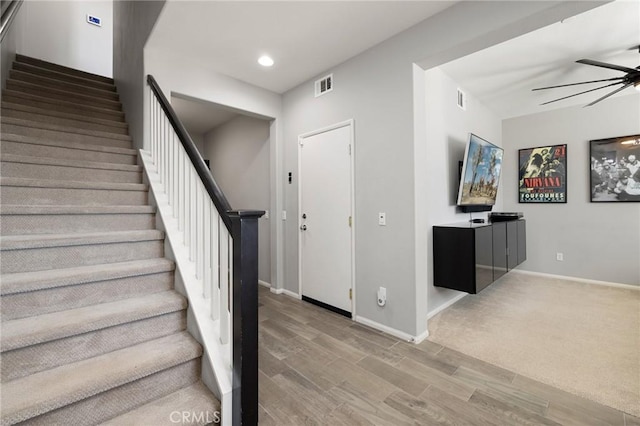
<box><xmin>584</xmin><ymin>82</ymin><xmax>633</xmax><ymax>107</ymax></box>
<box><xmin>576</xmin><ymin>59</ymin><xmax>637</xmax><ymax>74</ymax></box>
<box><xmin>540</xmin><ymin>81</ymin><xmax>623</xmax><ymax>106</ymax></box>
<box><xmin>532</xmin><ymin>77</ymin><xmax>625</xmax><ymax>91</ymax></box>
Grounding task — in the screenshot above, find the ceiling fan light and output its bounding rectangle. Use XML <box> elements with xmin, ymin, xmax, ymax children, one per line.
<box><xmin>634</xmin><ymin>80</ymin><xmax>640</xmax><ymax>91</ymax></box>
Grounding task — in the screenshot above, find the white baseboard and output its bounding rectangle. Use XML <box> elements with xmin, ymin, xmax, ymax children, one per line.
<box><xmin>270</xmin><ymin>287</ymin><xmax>301</xmax><ymax>299</ymax></box>
<box><xmin>413</xmin><ymin>329</ymin><xmax>430</xmax><ymax>344</ymax></box>
<box><xmin>511</xmin><ymin>269</ymin><xmax>639</xmax><ymax>291</ymax></box>
<box><xmin>258</xmin><ymin>280</ymin><xmax>271</xmax><ymax>288</ymax></box>
<box><xmin>427</xmin><ymin>293</ymin><xmax>467</xmax><ymax>320</ymax></box>
<box><xmin>354</xmin><ymin>316</ymin><xmax>427</xmax><ymax>344</ymax></box>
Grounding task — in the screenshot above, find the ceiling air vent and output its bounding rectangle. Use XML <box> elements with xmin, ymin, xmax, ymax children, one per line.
<box><xmin>315</xmin><ymin>74</ymin><xmax>333</xmax><ymax>97</ymax></box>
<box><xmin>457</xmin><ymin>88</ymin><xmax>466</xmax><ymax>110</ymax></box>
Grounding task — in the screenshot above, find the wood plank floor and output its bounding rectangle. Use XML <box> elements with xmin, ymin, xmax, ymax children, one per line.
<box><xmin>257</xmin><ymin>287</ymin><xmax>638</xmax><ymax>425</ymax></box>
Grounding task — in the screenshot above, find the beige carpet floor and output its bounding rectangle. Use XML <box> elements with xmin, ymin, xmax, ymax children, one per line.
<box><xmin>427</xmin><ymin>272</ymin><xmax>640</xmax><ymax>417</ymax></box>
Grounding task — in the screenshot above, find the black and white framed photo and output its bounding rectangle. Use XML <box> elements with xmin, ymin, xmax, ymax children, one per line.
<box><xmin>590</xmin><ymin>135</ymin><xmax>640</xmax><ymax>202</ymax></box>
<box><xmin>518</xmin><ymin>144</ymin><xmax>567</xmax><ymax>203</ymax></box>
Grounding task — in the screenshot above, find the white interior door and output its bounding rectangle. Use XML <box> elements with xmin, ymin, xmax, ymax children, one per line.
<box><xmin>299</xmin><ymin>122</ymin><xmax>353</xmax><ymax>314</ymax></box>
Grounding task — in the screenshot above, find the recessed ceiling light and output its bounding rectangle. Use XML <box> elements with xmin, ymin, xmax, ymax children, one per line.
<box><xmin>258</xmin><ymin>55</ymin><xmax>274</xmax><ymax>67</ymax></box>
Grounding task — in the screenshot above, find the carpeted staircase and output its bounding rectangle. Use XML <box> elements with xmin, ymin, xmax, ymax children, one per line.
<box><xmin>0</xmin><ymin>55</ymin><xmax>220</xmax><ymax>425</ymax></box>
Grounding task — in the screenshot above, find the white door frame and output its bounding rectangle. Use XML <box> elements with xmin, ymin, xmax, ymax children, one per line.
<box><xmin>297</xmin><ymin>119</ymin><xmax>356</xmax><ymax>318</ymax></box>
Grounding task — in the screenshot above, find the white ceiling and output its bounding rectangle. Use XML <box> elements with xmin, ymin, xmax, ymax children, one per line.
<box><xmin>159</xmin><ymin>0</ymin><xmax>639</xmax><ymax>135</ymax></box>
<box><xmin>148</xmin><ymin>0</ymin><xmax>456</xmax><ymax>94</ymax></box>
<box><xmin>171</xmin><ymin>96</ymin><xmax>240</xmax><ymax>136</ymax></box>
<box><xmin>440</xmin><ymin>0</ymin><xmax>640</xmax><ymax>119</ymax></box>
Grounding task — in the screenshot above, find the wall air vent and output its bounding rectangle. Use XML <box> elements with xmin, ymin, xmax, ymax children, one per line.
<box><xmin>457</xmin><ymin>88</ymin><xmax>466</xmax><ymax>110</ymax></box>
<box><xmin>315</xmin><ymin>74</ymin><xmax>333</xmax><ymax>97</ymax></box>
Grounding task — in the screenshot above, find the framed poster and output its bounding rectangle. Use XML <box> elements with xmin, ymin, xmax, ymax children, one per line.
<box><xmin>518</xmin><ymin>144</ymin><xmax>567</xmax><ymax>203</ymax></box>
<box><xmin>590</xmin><ymin>134</ymin><xmax>640</xmax><ymax>202</ymax></box>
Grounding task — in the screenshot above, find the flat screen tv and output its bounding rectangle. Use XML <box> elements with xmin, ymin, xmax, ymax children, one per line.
<box><xmin>456</xmin><ymin>133</ymin><xmax>504</xmax><ymax>213</ymax></box>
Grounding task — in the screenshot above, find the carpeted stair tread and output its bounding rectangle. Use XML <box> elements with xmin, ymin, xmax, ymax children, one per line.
<box><xmin>0</xmin><ymin>229</ymin><xmax>163</xmax><ymax>251</ymax></box>
<box><xmin>2</xmin><ymin>101</ymin><xmax>127</xmax><ymax>129</ymax></box>
<box><xmin>0</xmin><ymin>204</ymin><xmax>154</xmax><ymax>215</ymax></box>
<box><xmin>1</xmin><ymin>258</ymin><xmax>173</xmax><ymax>296</ymax></box>
<box><xmin>1</xmin><ymin>291</ymin><xmax>186</xmax><ymax>351</ymax></box>
<box><xmin>6</xmin><ymin>79</ymin><xmax>122</xmax><ymax>110</ymax></box>
<box><xmin>0</xmin><ymin>133</ymin><xmax>136</xmax><ymax>155</ymax></box>
<box><xmin>13</xmin><ymin>61</ymin><xmax>116</xmax><ymax>92</ymax></box>
<box><xmin>1</xmin><ymin>89</ymin><xmax>125</xmax><ymax>121</ymax></box>
<box><xmin>0</xmin><ymin>177</ymin><xmax>146</xmax><ymax>191</ymax></box>
<box><xmin>10</xmin><ymin>69</ymin><xmax>119</xmax><ymax>101</ymax></box>
<box><xmin>0</xmin><ymin>331</ymin><xmax>201</xmax><ymax>425</ymax></box>
<box><xmin>2</xmin><ymin>107</ymin><xmax>129</xmax><ymax>135</ymax></box>
<box><xmin>16</xmin><ymin>54</ymin><xmax>114</xmax><ymax>85</ymax></box>
<box><xmin>0</xmin><ymin>154</ymin><xmax>141</xmax><ymax>172</ymax></box>
<box><xmin>101</xmin><ymin>381</ymin><xmax>220</xmax><ymax>426</ymax></box>
<box><xmin>2</xmin><ymin>116</ymin><xmax>132</xmax><ymax>141</ymax></box>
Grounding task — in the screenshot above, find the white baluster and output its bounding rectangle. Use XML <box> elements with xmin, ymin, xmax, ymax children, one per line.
<box><xmin>210</xmin><ymin>208</ymin><xmax>220</xmax><ymax>321</ymax></box>
<box><xmin>204</xmin><ymin>199</ymin><xmax>212</xmax><ymax>299</ymax></box>
<box><xmin>172</xmin><ymin>135</ymin><xmax>178</xmax><ymax>216</ymax></box>
<box><xmin>152</xmin><ymin>99</ymin><xmax>157</xmax><ymax>165</ymax></box>
<box><xmin>195</xmin><ymin>184</ymin><xmax>202</xmax><ymax>279</ymax></box>
<box><xmin>227</xmin><ymin>234</ymin><xmax>233</xmax><ymax>350</ymax></box>
<box><xmin>183</xmin><ymin>152</ymin><xmax>190</xmax><ymax>245</ymax></box>
<box><xmin>219</xmin><ymin>221</ymin><xmax>229</xmax><ymax>344</ymax></box>
<box><xmin>178</xmin><ymin>147</ymin><xmax>184</xmax><ymax>232</ymax></box>
<box><xmin>190</xmin><ymin>169</ymin><xmax>197</xmax><ymax>261</ymax></box>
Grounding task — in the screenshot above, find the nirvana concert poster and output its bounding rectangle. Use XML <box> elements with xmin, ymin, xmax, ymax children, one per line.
<box><xmin>518</xmin><ymin>144</ymin><xmax>567</xmax><ymax>203</ymax></box>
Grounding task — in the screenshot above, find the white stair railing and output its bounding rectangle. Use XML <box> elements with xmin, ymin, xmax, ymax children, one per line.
<box><xmin>149</xmin><ymin>91</ymin><xmax>232</xmax><ymax>345</ymax></box>
<box><xmin>144</xmin><ymin>75</ymin><xmax>262</xmax><ymax>426</ymax></box>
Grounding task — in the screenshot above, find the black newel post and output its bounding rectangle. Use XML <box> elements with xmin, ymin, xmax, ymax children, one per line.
<box><xmin>229</xmin><ymin>210</ymin><xmax>264</xmax><ymax>426</ymax></box>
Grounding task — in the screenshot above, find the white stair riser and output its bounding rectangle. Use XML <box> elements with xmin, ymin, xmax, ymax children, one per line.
<box><xmin>1</xmin><ymin>311</ymin><xmax>186</xmax><ymax>382</ymax></box>
<box><xmin>2</xmin><ymin>92</ymin><xmax>125</xmax><ymax>122</ymax></box>
<box><xmin>16</xmin><ymin>55</ymin><xmax>114</xmax><ymax>85</ymax></box>
<box><xmin>0</xmin><ymin>186</ymin><xmax>147</xmax><ymax>206</ymax></box>
<box><xmin>0</xmin><ymin>162</ymin><xmax>141</xmax><ymax>184</ymax></box>
<box><xmin>0</xmin><ymin>239</ymin><xmax>163</xmax><ymax>273</ymax></box>
<box><xmin>2</xmin><ymin>123</ymin><xmax>132</xmax><ymax>149</ymax></box>
<box><xmin>10</xmin><ymin>71</ymin><xmax>119</xmax><ymax>101</ymax></box>
<box><xmin>18</xmin><ymin>360</ymin><xmax>200</xmax><ymax>426</ymax></box>
<box><xmin>0</xmin><ymin>212</ymin><xmax>155</xmax><ymax>235</ymax></box>
<box><xmin>2</xmin><ymin>109</ymin><xmax>129</xmax><ymax>135</ymax></box>
<box><xmin>1</xmin><ymin>141</ymin><xmax>136</xmax><ymax>164</ymax></box>
<box><xmin>13</xmin><ymin>62</ymin><xmax>116</xmax><ymax>92</ymax></box>
<box><xmin>6</xmin><ymin>80</ymin><xmax>121</xmax><ymax>111</ymax></box>
<box><xmin>0</xmin><ymin>271</ymin><xmax>174</xmax><ymax>321</ymax></box>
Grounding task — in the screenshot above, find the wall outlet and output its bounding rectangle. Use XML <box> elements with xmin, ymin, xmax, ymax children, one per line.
<box><xmin>281</xmin><ymin>210</ymin><xmax>287</xmax><ymax>220</ymax></box>
<box><xmin>377</xmin><ymin>287</ymin><xmax>386</xmax><ymax>307</ymax></box>
<box><xmin>378</xmin><ymin>212</ymin><xmax>386</xmax><ymax>226</ymax></box>
<box><xmin>556</xmin><ymin>253</ymin><xmax>564</xmax><ymax>261</ymax></box>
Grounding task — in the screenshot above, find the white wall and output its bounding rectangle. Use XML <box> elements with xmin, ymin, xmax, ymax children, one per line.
<box><xmin>189</xmin><ymin>132</ymin><xmax>205</xmax><ymax>154</ymax></box>
<box><xmin>18</xmin><ymin>1</ymin><xmax>112</xmax><ymax>77</ymax></box>
<box><xmin>503</xmin><ymin>94</ymin><xmax>640</xmax><ymax>286</ymax></box>
<box><xmin>1</xmin><ymin>0</ymin><xmax>25</xmax><ymax>90</ymax></box>
<box><xmin>204</xmin><ymin>116</ymin><xmax>272</xmax><ymax>284</ymax></box>
<box><xmin>144</xmin><ymin>47</ymin><xmax>284</xmax><ymax>291</ymax></box>
<box><xmin>113</xmin><ymin>0</ymin><xmax>165</xmax><ymax>150</ymax></box>
<box><xmin>424</xmin><ymin>67</ymin><xmax>503</xmax><ymax>314</ymax></box>
<box><xmin>282</xmin><ymin>1</ymin><xmax>602</xmax><ymax>339</ymax></box>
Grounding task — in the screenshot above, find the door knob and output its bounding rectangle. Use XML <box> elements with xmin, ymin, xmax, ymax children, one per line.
<box><xmin>300</xmin><ymin>225</ymin><xmax>307</xmax><ymax>231</ymax></box>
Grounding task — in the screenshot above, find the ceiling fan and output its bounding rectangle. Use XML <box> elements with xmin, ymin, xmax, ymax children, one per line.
<box><xmin>533</xmin><ymin>50</ymin><xmax>640</xmax><ymax>107</ymax></box>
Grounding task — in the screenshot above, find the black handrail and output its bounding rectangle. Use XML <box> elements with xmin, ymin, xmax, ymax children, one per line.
<box><xmin>147</xmin><ymin>74</ymin><xmax>262</xmax><ymax>425</ymax></box>
<box><xmin>1</xmin><ymin>0</ymin><xmax>24</xmax><ymax>42</ymax></box>
<box><xmin>147</xmin><ymin>74</ymin><xmax>233</xmax><ymax>231</ymax></box>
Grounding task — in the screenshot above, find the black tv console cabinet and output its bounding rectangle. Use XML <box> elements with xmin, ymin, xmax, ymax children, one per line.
<box><xmin>433</xmin><ymin>219</ymin><xmax>526</xmax><ymax>294</ymax></box>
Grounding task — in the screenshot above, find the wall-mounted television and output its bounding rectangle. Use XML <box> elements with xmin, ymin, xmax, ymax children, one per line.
<box><xmin>456</xmin><ymin>133</ymin><xmax>504</xmax><ymax>213</ymax></box>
